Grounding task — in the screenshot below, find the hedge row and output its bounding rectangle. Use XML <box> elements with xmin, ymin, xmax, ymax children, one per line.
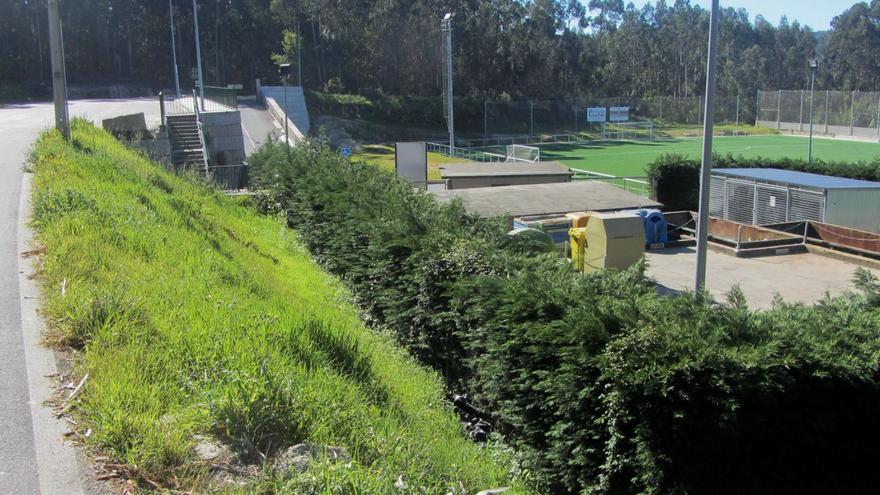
<box><xmin>647</xmin><ymin>153</ymin><xmax>880</xmax><ymax>211</ymax></box>
<box><xmin>249</xmin><ymin>140</ymin><xmax>880</xmax><ymax>495</ymax></box>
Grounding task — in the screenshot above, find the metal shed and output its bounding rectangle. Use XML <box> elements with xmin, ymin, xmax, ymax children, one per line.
<box><xmin>709</xmin><ymin>168</ymin><xmax>880</xmax><ymax>233</ymax></box>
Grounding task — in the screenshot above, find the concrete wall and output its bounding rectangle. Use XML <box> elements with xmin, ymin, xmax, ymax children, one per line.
<box><xmin>757</xmin><ymin>120</ymin><xmax>880</xmax><ymax>141</ymax></box>
<box><xmin>202</xmin><ymin>111</ymin><xmax>246</xmax><ymax>166</ymax></box>
<box><xmin>446</xmin><ymin>174</ymin><xmax>571</xmax><ymax>190</ymax></box>
<box><xmin>256</xmin><ymin>80</ymin><xmax>309</xmax><ymax>144</ymax></box>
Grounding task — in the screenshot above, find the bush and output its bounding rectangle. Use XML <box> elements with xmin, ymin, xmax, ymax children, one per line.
<box><xmin>250</xmin><ymin>140</ymin><xmax>880</xmax><ymax>494</ymax></box>
<box><xmin>647</xmin><ymin>153</ymin><xmax>880</xmax><ymax>210</ymax></box>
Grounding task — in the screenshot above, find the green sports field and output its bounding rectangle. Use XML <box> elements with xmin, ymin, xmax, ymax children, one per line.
<box><xmin>534</xmin><ymin>135</ymin><xmax>880</xmax><ymax>177</ymax></box>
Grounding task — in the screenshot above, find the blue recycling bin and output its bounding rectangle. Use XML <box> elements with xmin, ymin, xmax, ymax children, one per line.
<box><xmin>639</xmin><ymin>209</ymin><xmax>668</xmax><ymax>244</ymax></box>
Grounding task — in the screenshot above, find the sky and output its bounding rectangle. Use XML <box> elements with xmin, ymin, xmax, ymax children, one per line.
<box><xmin>628</xmin><ymin>1</ymin><xmax>857</xmax><ymax>31</ymax></box>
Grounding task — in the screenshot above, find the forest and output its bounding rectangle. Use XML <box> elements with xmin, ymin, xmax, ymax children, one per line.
<box><xmin>2</xmin><ymin>1</ymin><xmax>880</xmax><ymax>100</ymax></box>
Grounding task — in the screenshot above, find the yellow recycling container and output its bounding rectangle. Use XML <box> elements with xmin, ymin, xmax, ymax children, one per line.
<box><xmin>582</xmin><ymin>212</ymin><xmax>645</xmax><ymax>273</ymax></box>
<box><xmin>569</xmin><ymin>227</ymin><xmax>588</xmax><ymax>271</ymax></box>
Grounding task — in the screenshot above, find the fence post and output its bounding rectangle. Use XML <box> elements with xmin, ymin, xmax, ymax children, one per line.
<box><xmin>776</xmin><ymin>90</ymin><xmax>781</xmax><ymax>129</ymax></box>
<box><xmin>876</xmin><ymin>92</ymin><xmax>880</xmax><ymax>141</ymax></box>
<box><xmin>850</xmin><ymin>90</ymin><xmax>856</xmax><ymax>135</ymax></box>
<box><xmin>159</xmin><ymin>92</ymin><xmax>166</xmax><ymax>129</ymax></box>
<box><xmin>755</xmin><ymin>89</ymin><xmax>759</xmax><ymax>126</ymax></box>
<box><xmin>824</xmin><ymin>90</ymin><xmax>829</xmax><ymax>133</ymax></box>
<box><xmin>529</xmin><ymin>100</ymin><xmax>534</xmax><ymax>136</ymax></box>
<box><xmin>799</xmin><ymin>89</ymin><xmax>804</xmax><ymax>131</ymax></box>
<box><xmin>483</xmin><ymin>99</ymin><xmax>487</xmax><ymax>139</ymax></box>
<box><xmin>735</xmin><ymin>94</ymin><xmax>740</xmax><ymax>131</ymax></box>
<box><xmin>573</xmin><ymin>96</ymin><xmax>578</xmax><ymax>133</ymax></box>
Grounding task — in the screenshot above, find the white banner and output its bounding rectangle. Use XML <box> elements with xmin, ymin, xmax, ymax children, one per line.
<box><xmin>609</xmin><ymin>106</ymin><xmax>630</xmax><ymax>122</ymax></box>
<box><xmin>587</xmin><ymin>107</ymin><xmax>606</xmax><ymax>122</ymax></box>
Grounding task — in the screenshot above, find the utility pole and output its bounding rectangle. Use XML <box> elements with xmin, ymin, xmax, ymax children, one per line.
<box><xmin>47</xmin><ymin>0</ymin><xmax>69</xmax><ymax>140</ymax></box>
<box><xmin>441</xmin><ymin>13</ymin><xmax>454</xmax><ymax>147</ymax></box>
<box><xmin>192</xmin><ymin>0</ymin><xmax>205</xmax><ymax>110</ymax></box>
<box><xmin>169</xmin><ymin>0</ymin><xmax>181</xmax><ymax>97</ymax></box>
<box><xmin>694</xmin><ymin>0</ymin><xmax>720</xmax><ymax>292</ymax></box>
<box><xmin>297</xmin><ymin>21</ymin><xmax>303</xmax><ymax>86</ymax></box>
<box><xmin>808</xmin><ymin>59</ymin><xmax>818</xmax><ymax>163</ymax></box>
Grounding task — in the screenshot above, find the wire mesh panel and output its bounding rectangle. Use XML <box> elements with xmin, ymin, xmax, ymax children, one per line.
<box><xmin>852</xmin><ymin>92</ymin><xmax>879</xmax><ymax>128</ymax></box>
<box><xmin>789</xmin><ymin>189</ymin><xmax>826</xmax><ymax>222</ymax></box>
<box><xmin>726</xmin><ymin>181</ymin><xmax>756</xmax><ymax>225</ymax></box>
<box><xmin>755</xmin><ymin>185</ymin><xmax>789</xmax><ymax>225</ymax></box>
<box><xmin>779</xmin><ymin>90</ymin><xmax>804</xmax><ymax>125</ymax></box>
<box><xmin>757</xmin><ymin>90</ymin><xmax>780</xmax><ymax>123</ymax></box>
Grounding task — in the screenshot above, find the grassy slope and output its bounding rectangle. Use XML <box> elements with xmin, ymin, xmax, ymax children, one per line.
<box><xmin>539</xmin><ymin>134</ymin><xmax>880</xmax><ymax>177</ymax></box>
<box><xmin>30</xmin><ymin>121</ymin><xmax>527</xmax><ymax>493</ymax></box>
<box><xmin>351</xmin><ymin>145</ymin><xmax>472</xmax><ymax>181</ymax></box>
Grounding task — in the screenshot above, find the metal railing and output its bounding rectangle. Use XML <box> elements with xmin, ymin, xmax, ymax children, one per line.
<box><xmin>426</xmin><ymin>142</ymin><xmax>508</xmax><ymax>162</ymax></box>
<box><xmin>160</xmin><ymin>87</ymin><xmax>237</xmax><ymax>117</ymax></box>
<box><xmin>192</xmin><ymin>89</ymin><xmax>211</xmax><ymax>174</ymax></box>
<box><xmin>569</xmin><ymin>168</ymin><xmax>651</xmax><ymax>197</ymax></box>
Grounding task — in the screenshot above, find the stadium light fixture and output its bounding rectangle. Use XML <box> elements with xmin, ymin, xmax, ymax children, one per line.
<box><xmin>808</xmin><ymin>59</ymin><xmax>819</xmax><ymax>163</ymax></box>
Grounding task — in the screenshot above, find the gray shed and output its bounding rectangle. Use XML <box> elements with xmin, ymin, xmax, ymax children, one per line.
<box><xmin>439</xmin><ymin>161</ymin><xmax>572</xmax><ymax>189</ymax></box>
<box><xmin>710</xmin><ymin>168</ymin><xmax>880</xmax><ymax>232</ymax></box>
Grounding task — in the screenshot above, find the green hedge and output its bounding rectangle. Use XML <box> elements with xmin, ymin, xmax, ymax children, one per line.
<box><xmin>249</xmin><ymin>140</ymin><xmax>880</xmax><ymax>495</ymax></box>
<box><xmin>647</xmin><ymin>153</ymin><xmax>880</xmax><ymax>211</ymax></box>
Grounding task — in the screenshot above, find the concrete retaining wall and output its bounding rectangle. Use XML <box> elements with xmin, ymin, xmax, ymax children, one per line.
<box><xmin>257</xmin><ymin>80</ymin><xmax>309</xmax><ymax>144</ymax></box>
<box><xmin>758</xmin><ymin>120</ymin><xmax>880</xmax><ymax>141</ymax></box>
<box><xmin>202</xmin><ymin>111</ymin><xmax>246</xmax><ymax>166</ymax></box>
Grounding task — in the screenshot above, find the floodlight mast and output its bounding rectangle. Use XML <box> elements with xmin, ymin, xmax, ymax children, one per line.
<box><xmin>441</xmin><ymin>13</ymin><xmax>454</xmax><ymax>149</ymax></box>
<box><xmin>694</xmin><ymin>0</ymin><xmax>719</xmax><ymax>292</ymax></box>
<box><xmin>808</xmin><ymin>59</ymin><xmax>819</xmax><ymax>163</ymax></box>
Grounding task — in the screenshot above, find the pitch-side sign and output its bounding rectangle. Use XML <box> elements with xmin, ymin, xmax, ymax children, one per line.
<box><xmin>609</xmin><ymin>106</ymin><xmax>630</xmax><ymax>122</ymax></box>
<box><xmin>586</xmin><ymin>107</ymin><xmax>606</xmax><ymax>122</ymax></box>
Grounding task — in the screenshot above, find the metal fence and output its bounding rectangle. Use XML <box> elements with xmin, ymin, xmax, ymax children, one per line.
<box><xmin>478</xmin><ymin>95</ymin><xmax>752</xmax><ymax>138</ymax></box>
<box><xmin>757</xmin><ymin>89</ymin><xmax>880</xmax><ymax>140</ymax></box>
<box><xmin>162</xmin><ymin>86</ymin><xmax>238</xmax><ymax>116</ymax></box>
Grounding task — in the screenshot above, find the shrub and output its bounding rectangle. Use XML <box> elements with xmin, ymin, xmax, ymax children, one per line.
<box><xmin>250</xmin><ymin>139</ymin><xmax>880</xmax><ymax>494</ymax></box>
<box><xmin>647</xmin><ymin>152</ymin><xmax>880</xmax><ymax>210</ymax></box>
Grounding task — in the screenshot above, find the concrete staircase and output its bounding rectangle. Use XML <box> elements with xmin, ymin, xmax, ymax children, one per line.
<box><xmin>167</xmin><ymin>114</ymin><xmax>208</xmax><ymax>172</ymax></box>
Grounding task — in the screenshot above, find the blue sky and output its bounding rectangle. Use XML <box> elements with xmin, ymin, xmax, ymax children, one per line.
<box><xmin>627</xmin><ymin>1</ymin><xmax>856</xmax><ymax>30</ymax></box>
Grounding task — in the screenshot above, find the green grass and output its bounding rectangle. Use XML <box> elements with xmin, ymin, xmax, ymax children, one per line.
<box><xmin>30</xmin><ymin>120</ymin><xmax>530</xmax><ymax>494</ymax></box>
<box><xmin>532</xmin><ymin>135</ymin><xmax>880</xmax><ymax>177</ymax></box>
<box><xmin>352</xmin><ymin>144</ymin><xmax>472</xmax><ymax>181</ymax></box>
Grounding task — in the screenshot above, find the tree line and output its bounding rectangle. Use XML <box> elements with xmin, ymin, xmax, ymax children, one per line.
<box><xmin>3</xmin><ymin>0</ymin><xmax>880</xmax><ymax>99</ymax></box>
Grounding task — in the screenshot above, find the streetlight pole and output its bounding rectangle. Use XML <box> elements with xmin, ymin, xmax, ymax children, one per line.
<box><xmin>808</xmin><ymin>59</ymin><xmax>818</xmax><ymax>163</ymax></box>
<box><xmin>694</xmin><ymin>0</ymin><xmax>720</xmax><ymax>292</ymax></box>
<box><xmin>169</xmin><ymin>0</ymin><xmax>181</xmax><ymax>97</ymax></box>
<box><xmin>47</xmin><ymin>0</ymin><xmax>69</xmax><ymax>141</ymax></box>
<box><xmin>279</xmin><ymin>63</ymin><xmax>291</xmax><ymax>155</ymax></box>
<box><xmin>192</xmin><ymin>0</ymin><xmax>205</xmax><ymax>110</ymax></box>
<box><xmin>441</xmin><ymin>13</ymin><xmax>455</xmax><ymax>148</ymax></box>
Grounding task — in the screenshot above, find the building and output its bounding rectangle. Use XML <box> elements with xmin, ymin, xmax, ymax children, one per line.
<box><xmin>439</xmin><ymin>161</ymin><xmax>572</xmax><ymax>190</ymax></box>
<box><xmin>432</xmin><ymin>180</ymin><xmax>660</xmax><ymax>219</ymax></box>
<box><xmin>710</xmin><ymin>168</ymin><xmax>880</xmax><ymax>233</ymax></box>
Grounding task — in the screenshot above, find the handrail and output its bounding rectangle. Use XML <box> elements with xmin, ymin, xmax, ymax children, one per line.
<box><xmin>193</xmin><ymin>89</ymin><xmax>210</xmax><ymax>174</ymax></box>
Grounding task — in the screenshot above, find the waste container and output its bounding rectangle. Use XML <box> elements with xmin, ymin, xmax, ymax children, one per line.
<box><xmin>639</xmin><ymin>209</ymin><xmax>669</xmax><ymax>244</ymax></box>
<box><xmin>583</xmin><ymin>212</ymin><xmax>645</xmax><ymax>273</ymax></box>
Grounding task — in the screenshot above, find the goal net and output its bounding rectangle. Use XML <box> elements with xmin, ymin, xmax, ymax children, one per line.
<box><xmin>604</xmin><ymin>121</ymin><xmax>654</xmax><ymax>141</ymax></box>
<box><xmin>506</xmin><ymin>144</ymin><xmax>541</xmax><ymax>162</ymax></box>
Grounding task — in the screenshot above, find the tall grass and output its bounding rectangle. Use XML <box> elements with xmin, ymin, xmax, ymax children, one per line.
<box><xmin>30</xmin><ymin>119</ymin><xmax>530</xmax><ymax>493</ymax></box>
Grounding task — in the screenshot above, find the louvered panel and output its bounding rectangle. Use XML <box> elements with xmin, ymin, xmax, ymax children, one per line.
<box><xmin>755</xmin><ymin>185</ymin><xmax>789</xmax><ymax>225</ymax></box>
<box><xmin>789</xmin><ymin>189</ymin><xmax>825</xmax><ymax>222</ymax></box>
<box><xmin>726</xmin><ymin>181</ymin><xmax>755</xmax><ymax>224</ymax></box>
<box><xmin>709</xmin><ymin>176</ymin><xmax>725</xmax><ymax>218</ymax></box>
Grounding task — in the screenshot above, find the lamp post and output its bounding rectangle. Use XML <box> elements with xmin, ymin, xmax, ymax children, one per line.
<box><xmin>279</xmin><ymin>63</ymin><xmax>291</xmax><ymax>154</ymax></box>
<box><xmin>441</xmin><ymin>13</ymin><xmax>454</xmax><ymax>149</ymax></box>
<box><xmin>808</xmin><ymin>58</ymin><xmax>819</xmax><ymax>163</ymax></box>
<box><xmin>169</xmin><ymin>0</ymin><xmax>181</xmax><ymax>97</ymax></box>
<box><xmin>192</xmin><ymin>0</ymin><xmax>205</xmax><ymax>110</ymax></box>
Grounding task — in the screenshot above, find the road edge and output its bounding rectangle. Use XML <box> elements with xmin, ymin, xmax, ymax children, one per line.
<box><xmin>17</xmin><ymin>171</ymin><xmax>88</xmax><ymax>495</ymax></box>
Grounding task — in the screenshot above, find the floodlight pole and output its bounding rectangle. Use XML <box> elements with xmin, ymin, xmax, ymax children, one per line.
<box><xmin>47</xmin><ymin>0</ymin><xmax>69</xmax><ymax>141</ymax></box>
<box><xmin>694</xmin><ymin>0</ymin><xmax>720</xmax><ymax>293</ymax></box>
<box><xmin>192</xmin><ymin>0</ymin><xmax>205</xmax><ymax>110</ymax></box>
<box><xmin>441</xmin><ymin>14</ymin><xmax>454</xmax><ymax>147</ymax></box>
<box><xmin>808</xmin><ymin>59</ymin><xmax>818</xmax><ymax>163</ymax></box>
<box><xmin>169</xmin><ymin>0</ymin><xmax>181</xmax><ymax>97</ymax></box>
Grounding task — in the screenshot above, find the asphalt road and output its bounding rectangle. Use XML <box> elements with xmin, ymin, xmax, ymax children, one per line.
<box><xmin>0</xmin><ymin>96</ymin><xmax>277</xmax><ymax>494</ymax></box>
<box><xmin>238</xmin><ymin>96</ymin><xmax>281</xmax><ymax>156</ymax></box>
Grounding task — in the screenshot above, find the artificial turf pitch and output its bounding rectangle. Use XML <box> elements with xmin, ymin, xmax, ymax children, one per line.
<box><xmin>534</xmin><ymin>135</ymin><xmax>880</xmax><ymax>177</ymax></box>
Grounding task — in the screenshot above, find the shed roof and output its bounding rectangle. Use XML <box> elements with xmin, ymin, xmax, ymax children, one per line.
<box><xmin>439</xmin><ymin>161</ymin><xmax>572</xmax><ymax>178</ymax></box>
<box><xmin>431</xmin><ymin>181</ymin><xmax>660</xmax><ymax>218</ymax></box>
<box><xmin>713</xmin><ymin>168</ymin><xmax>880</xmax><ymax>190</ymax></box>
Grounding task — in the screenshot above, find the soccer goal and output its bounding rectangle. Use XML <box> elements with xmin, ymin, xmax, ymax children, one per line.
<box><xmin>604</xmin><ymin>121</ymin><xmax>654</xmax><ymax>141</ymax></box>
<box><xmin>506</xmin><ymin>144</ymin><xmax>540</xmax><ymax>162</ymax></box>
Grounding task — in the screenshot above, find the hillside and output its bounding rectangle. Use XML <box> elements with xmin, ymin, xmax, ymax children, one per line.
<box><xmin>28</xmin><ymin>120</ymin><xmax>529</xmax><ymax>494</ymax></box>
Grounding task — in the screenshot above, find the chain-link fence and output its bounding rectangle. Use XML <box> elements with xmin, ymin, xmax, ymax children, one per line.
<box><xmin>757</xmin><ymin>90</ymin><xmax>880</xmax><ymax>140</ymax></box>
<box><xmin>478</xmin><ymin>95</ymin><xmax>753</xmax><ymax>139</ymax></box>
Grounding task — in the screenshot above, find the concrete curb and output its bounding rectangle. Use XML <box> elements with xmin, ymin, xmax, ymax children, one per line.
<box><xmin>17</xmin><ymin>172</ymin><xmax>88</xmax><ymax>495</ymax></box>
